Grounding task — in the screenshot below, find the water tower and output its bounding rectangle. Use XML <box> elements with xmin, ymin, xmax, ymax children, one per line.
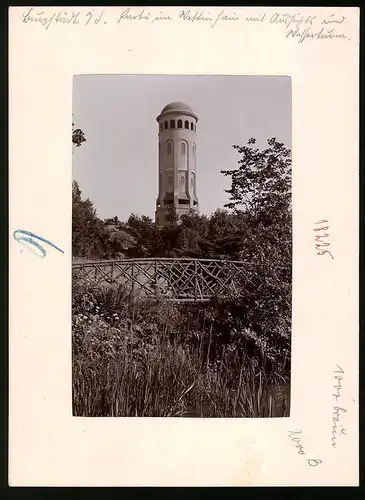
<box><xmin>155</xmin><ymin>102</ymin><xmax>199</xmax><ymax>226</ymax></box>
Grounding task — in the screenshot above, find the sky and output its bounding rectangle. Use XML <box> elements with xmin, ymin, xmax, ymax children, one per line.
<box><xmin>72</xmin><ymin>74</ymin><xmax>291</xmax><ymax>222</ymax></box>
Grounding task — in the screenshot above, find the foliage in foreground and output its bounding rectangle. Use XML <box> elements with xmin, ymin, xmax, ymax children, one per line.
<box><xmin>72</xmin><ymin>278</ymin><xmax>290</xmax><ymax>418</ymax></box>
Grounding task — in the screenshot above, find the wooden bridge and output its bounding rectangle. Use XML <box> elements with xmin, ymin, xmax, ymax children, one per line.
<box><xmin>72</xmin><ymin>258</ymin><xmax>248</xmax><ymax>302</ymax></box>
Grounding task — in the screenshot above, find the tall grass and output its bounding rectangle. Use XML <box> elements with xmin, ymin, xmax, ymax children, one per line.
<box><xmin>72</xmin><ymin>278</ymin><xmax>290</xmax><ymax>417</ymax></box>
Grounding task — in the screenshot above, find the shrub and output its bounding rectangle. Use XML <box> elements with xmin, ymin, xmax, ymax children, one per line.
<box><xmin>72</xmin><ymin>280</ymin><xmax>290</xmax><ymax>417</ymax></box>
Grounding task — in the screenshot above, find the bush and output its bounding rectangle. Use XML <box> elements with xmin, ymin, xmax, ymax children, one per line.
<box><xmin>72</xmin><ymin>280</ymin><xmax>290</xmax><ymax>417</ymax></box>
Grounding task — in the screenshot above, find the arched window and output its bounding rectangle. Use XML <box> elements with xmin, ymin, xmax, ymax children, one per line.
<box><xmin>164</xmin><ymin>121</ymin><xmax>168</xmax><ymax>130</ymax></box>
<box><xmin>181</xmin><ymin>142</ymin><xmax>186</xmax><ymax>155</ymax></box>
<box><xmin>190</xmin><ymin>122</ymin><xmax>194</xmax><ymax>131</ymax></box>
<box><xmin>177</xmin><ymin>119</ymin><xmax>182</xmax><ymax>129</ymax></box>
<box><xmin>167</xmin><ymin>142</ymin><xmax>172</xmax><ymax>155</ymax></box>
<box><xmin>180</xmin><ymin>175</ymin><xmax>185</xmax><ymax>186</ymax></box>
<box><xmin>170</xmin><ymin>120</ymin><xmax>175</xmax><ymax>129</ymax></box>
<box><xmin>192</xmin><ymin>143</ymin><xmax>196</xmax><ymax>157</ymax></box>
<box><xmin>184</xmin><ymin>120</ymin><xmax>189</xmax><ymax>129</ymax></box>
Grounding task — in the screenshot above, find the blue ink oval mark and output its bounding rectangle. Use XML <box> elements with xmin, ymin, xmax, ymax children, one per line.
<box><xmin>13</xmin><ymin>230</ymin><xmax>64</xmax><ymax>259</ymax></box>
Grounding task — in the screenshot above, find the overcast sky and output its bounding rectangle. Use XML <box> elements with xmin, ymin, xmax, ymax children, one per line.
<box><xmin>72</xmin><ymin>74</ymin><xmax>291</xmax><ymax>221</ymax></box>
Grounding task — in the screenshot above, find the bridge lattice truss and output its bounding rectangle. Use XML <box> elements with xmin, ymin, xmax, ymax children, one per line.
<box><xmin>72</xmin><ymin>258</ymin><xmax>248</xmax><ymax>302</ymax></box>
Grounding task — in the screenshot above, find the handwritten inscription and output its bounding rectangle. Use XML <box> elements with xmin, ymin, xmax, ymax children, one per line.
<box><xmin>22</xmin><ymin>8</ymin><xmax>81</xmax><ymax>29</ymax></box>
<box><xmin>270</xmin><ymin>12</ymin><xmax>317</xmax><ymax>29</ymax></box>
<box><xmin>314</xmin><ymin>220</ymin><xmax>334</xmax><ymax>259</ymax></box>
<box><xmin>20</xmin><ymin>7</ymin><xmax>352</xmax><ymax>42</ymax></box>
<box><xmin>287</xmin><ymin>27</ymin><xmax>348</xmax><ymax>44</ymax></box>
<box><xmin>331</xmin><ymin>365</ymin><xmax>347</xmax><ymax>448</ymax></box>
<box><xmin>13</xmin><ymin>229</ymin><xmax>64</xmax><ymax>259</ymax></box>
<box><xmin>288</xmin><ymin>430</ymin><xmax>322</xmax><ymax>467</ymax></box>
<box><xmin>179</xmin><ymin>9</ymin><xmax>239</xmax><ymax>29</ymax></box>
<box><xmin>86</xmin><ymin>9</ymin><xmax>106</xmax><ymax>25</ymax></box>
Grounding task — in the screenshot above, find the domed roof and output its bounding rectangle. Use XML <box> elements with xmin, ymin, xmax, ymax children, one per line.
<box><xmin>160</xmin><ymin>102</ymin><xmax>193</xmax><ymax>115</ymax></box>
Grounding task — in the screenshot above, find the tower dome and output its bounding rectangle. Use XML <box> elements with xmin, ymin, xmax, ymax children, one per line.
<box><xmin>155</xmin><ymin>102</ymin><xmax>199</xmax><ymax>226</ymax></box>
<box><xmin>160</xmin><ymin>102</ymin><xmax>193</xmax><ymax>115</ymax></box>
<box><xmin>157</xmin><ymin>101</ymin><xmax>198</xmax><ymax>122</ymax></box>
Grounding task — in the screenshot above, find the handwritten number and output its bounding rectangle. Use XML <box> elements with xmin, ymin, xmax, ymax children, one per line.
<box><xmin>314</xmin><ymin>220</ymin><xmax>334</xmax><ymax>259</ymax></box>
<box><xmin>289</xmin><ymin>430</ymin><xmax>322</xmax><ymax>466</ymax></box>
<box><xmin>13</xmin><ymin>229</ymin><xmax>64</xmax><ymax>259</ymax></box>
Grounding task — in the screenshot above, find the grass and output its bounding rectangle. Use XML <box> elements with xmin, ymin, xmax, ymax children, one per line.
<box><xmin>72</xmin><ymin>279</ymin><xmax>290</xmax><ymax>418</ymax></box>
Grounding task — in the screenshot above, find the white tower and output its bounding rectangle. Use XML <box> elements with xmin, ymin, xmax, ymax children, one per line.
<box><xmin>155</xmin><ymin>102</ymin><xmax>199</xmax><ymax>226</ymax></box>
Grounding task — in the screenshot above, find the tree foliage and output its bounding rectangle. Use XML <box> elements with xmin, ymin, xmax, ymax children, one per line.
<box><xmin>216</xmin><ymin>137</ymin><xmax>292</xmax><ymax>362</ymax></box>
<box><xmin>72</xmin><ymin>122</ymin><xmax>86</xmax><ymax>148</ymax></box>
<box><xmin>72</xmin><ymin>181</ymin><xmax>115</xmax><ymax>259</ymax></box>
<box><xmin>222</xmin><ymin>137</ymin><xmax>291</xmax><ymax>219</ymax></box>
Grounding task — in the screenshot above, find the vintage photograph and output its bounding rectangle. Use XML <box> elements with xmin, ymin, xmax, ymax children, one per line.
<box><xmin>72</xmin><ymin>74</ymin><xmax>292</xmax><ymax>418</ymax></box>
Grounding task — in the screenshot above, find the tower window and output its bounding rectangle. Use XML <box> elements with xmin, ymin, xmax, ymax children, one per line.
<box><xmin>181</xmin><ymin>142</ymin><xmax>186</xmax><ymax>155</ymax></box>
<box><xmin>177</xmin><ymin>119</ymin><xmax>182</xmax><ymax>129</ymax></box>
<box><xmin>190</xmin><ymin>122</ymin><xmax>194</xmax><ymax>130</ymax></box>
<box><xmin>180</xmin><ymin>175</ymin><xmax>185</xmax><ymax>186</ymax></box>
<box><xmin>167</xmin><ymin>142</ymin><xmax>172</xmax><ymax>155</ymax></box>
<box><xmin>170</xmin><ymin>120</ymin><xmax>175</xmax><ymax>129</ymax></box>
<box><xmin>184</xmin><ymin>120</ymin><xmax>189</xmax><ymax>129</ymax></box>
<box><xmin>192</xmin><ymin>143</ymin><xmax>196</xmax><ymax>157</ymax></box>
<box><xmin>164</xmin><ymin>121</ymin><xmax>168</xmax><ymax>130</ymax></box>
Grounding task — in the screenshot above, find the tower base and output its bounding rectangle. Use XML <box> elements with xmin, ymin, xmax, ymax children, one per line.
<box><xmin>155</xmin><ymin>205</ymin><xmax>199</xmax><ymax>227</ymax></box>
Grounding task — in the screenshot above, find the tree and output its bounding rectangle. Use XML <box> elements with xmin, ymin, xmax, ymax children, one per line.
<box><xmin>221</xmin><ymin>137</ymin><xmax>292</xmax><ymax>261</ymax></box>
<box><xmin>207</xmin><ymin>209</ymin><xmax>247</xmax><ymax>260</ymax></box>
<box><xmin>106</xmin><ymin>227</ymin><xmax>137</xmax><ymax>256</ymax></box>
<box><xmin>104</xmin><ymin>216</ymin><xmax>121</xmax><ymax>226</ymax></box>
<box><xmin>222</xmin><ymin>137</ymin><xmax>291</xmax><ymax>221</ymax></box>
<box><xmin>159</xmin><ymin>206</ymin><xmax>180</xmax><ymax>257</ymax></box>
<box><xmin>72</xmin><ymin>122</ymin><xmax>86</xmax><ymax>148</ymax></box>
<box><xmin>72</xmin><ymin>181</ymin><xmax>113</xmax><ymax>258</ymax></box>
<box><xmin>216</xmin><ymin>138</ymin><xmax>292</xmax><ymax>365</ymax></box>
<box><xmin>175</xmin><ymin>212</ymin><xmax>210</xmax><ymax>258</ymax></box>
<box><xmin>125</xmin><ymin>214</ymin><xmax>163</xmax><ymax>258</ymax></box>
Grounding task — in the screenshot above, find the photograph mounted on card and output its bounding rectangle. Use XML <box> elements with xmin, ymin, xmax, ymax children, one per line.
<box><xmin>9</xmin><ymin>5</ymin><xmax>359</xmax><ymax>487</ymax></box>
<box><xmin>71</xmin><ymin>74</ymin><xmax>292</xmax><ymax>418</ymax></box>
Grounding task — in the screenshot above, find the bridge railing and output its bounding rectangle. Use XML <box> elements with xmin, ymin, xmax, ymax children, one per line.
<box><xmin>72</xmin><ymin>258</ymin><xmax>249</xmax><ymax>302</ymax></box>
